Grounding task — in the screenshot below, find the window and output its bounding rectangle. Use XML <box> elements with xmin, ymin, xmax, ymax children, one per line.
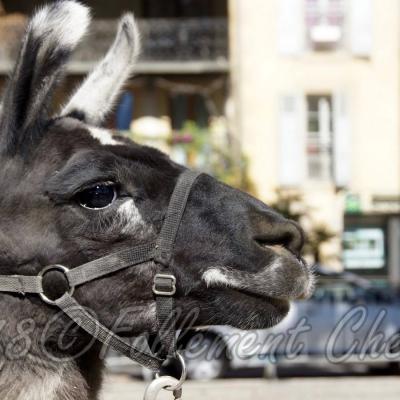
<box><xmin>305</xmin><ymin>0</ymin><xmax>345</xmax><ymax>51</ymax></box>
<box><xmin>306</xmin><ymin>95</ymin><xmax>333</xmax><ymax>180</ymax></box>
<box><xmin>343</xmin><ymin>228</ymin><xmax>386</xmax><ymax>270</ymax></box>
<box><xmin>170</xmin><ymin>93</ymin><xmax>209</xmax><ymax>131</ymax></box>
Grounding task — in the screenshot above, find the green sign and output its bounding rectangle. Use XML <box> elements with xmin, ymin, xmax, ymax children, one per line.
<box><xmin>345</xmin><ymin>193</ymin><xmax>361</xmax><ymax>213</ymax></box>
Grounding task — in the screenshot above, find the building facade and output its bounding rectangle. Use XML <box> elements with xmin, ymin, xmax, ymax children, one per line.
<box><xmin>229</xmin><ymin>0</ymin><xmax>400</xmax><ymax>282</ymax></box>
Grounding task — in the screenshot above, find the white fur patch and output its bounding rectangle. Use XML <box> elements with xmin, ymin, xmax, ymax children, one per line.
<box><xmin>18</xmin><ymin>373</ymin><xmax>63</xmax><ymax>400</ymax></box>
<box><xmin>88</xmin><ymin>127</ymin><xmax>119</xmax><ymax>146</ymax></box>
<box><xmin>202</xmin><ymin>268</ymin><xmax>234</xmax><ymax>288</ymax></box>
<box><xmin>61</xmin><ymin>13</ymin><xmax>140</xmax><ymax>124</ymax></box>
<box><xmin>118</xmin><ymin>199</ymin><xmax>149</xmax><ymax>237</ymax></box>
<box><xmin>29</xmin><ymin>1</ymin><xmax>91</xmax><ymax>49</ymax></box>
<box><xmin>1</xmin><ymin>362</ymin><xmax>85</xmax><ymax>400</ymax></box>
<box><xmin>268</xmin><ymin>258</ymin><xmax>283</xmax><ymax>272</ymax></box>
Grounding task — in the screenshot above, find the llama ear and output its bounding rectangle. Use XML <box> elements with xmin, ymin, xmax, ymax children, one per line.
<box><xmin>0</xmin><ymin>1</ymin><xmax>90</xmax><ymax>154</ymax></box>
<box><xmin>61</xmin><ymin>13</ymin><xmax>140</xmax><ymax>125</ymax></box>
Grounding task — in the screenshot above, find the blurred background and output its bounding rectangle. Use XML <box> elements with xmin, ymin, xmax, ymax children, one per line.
<box><xmin>1</xmin><ymin>0</ymin><xmax>400</xmax><ymax>399</ymax></box>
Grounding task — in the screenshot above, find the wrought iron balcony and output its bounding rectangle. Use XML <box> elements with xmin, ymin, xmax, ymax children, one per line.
<box><xmin>0</xmin><ymin>17</ymin><xmax>229</xmax><ymax>74</ymax></box>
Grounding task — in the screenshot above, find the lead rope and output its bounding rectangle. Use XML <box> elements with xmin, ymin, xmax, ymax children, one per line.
<box><xmin>0</xmin><ymin>169</ymin><xmax>202</xmax><ymax>400</ymax></box>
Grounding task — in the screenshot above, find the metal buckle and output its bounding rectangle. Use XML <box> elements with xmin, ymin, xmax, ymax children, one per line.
<box><xmin>152</xmin><ymin>274</ymin><xmax>176</xmax><ymax>296</ymax></box>
<box><xmin>38</xmin><ymin>265</ymin><xmax>74</xmax><ymax>306</ymax></box>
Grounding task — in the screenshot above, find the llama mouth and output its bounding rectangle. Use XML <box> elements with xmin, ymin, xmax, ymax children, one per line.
<box><xmin>212</xmin><ymin>286</ymin><xmax>291</xmax><ymax>329</ymax></box>
<box><xmin>202</xmin><ymin>256</ymin><xmax>314</xmax><ymax>303</ymax></box>
<box><xmin>232</xmin><ymin>286</ymin><xmax>290</xmax><ymax>307</ymax></box>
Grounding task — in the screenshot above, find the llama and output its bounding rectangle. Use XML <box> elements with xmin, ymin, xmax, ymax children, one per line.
<box><xmin>0</xmin><ymin>2</ymin><xmax>313</xmax><ymax>399</ymax></box>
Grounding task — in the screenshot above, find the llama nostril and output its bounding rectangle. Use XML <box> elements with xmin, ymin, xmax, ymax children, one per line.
<box><xmin>284</xmin><ymin>221</ymin><xmax>305</xmax><ymax>256</ymax></box>
<box><xmin>254</xmin><ymin>220</ymin><xmax>305</xmax><ymax>258</ymax></box>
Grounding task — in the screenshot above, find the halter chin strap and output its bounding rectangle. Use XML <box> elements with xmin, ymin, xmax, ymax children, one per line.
<box><xmin>0</xmin><ymin>169</ymin><xmax>202</xmax><ymax>372</ymax></box>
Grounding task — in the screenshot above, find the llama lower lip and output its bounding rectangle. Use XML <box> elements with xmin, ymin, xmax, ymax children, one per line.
<box><xmin>231</xmin><ymin>288</ymin><xmax>291</xmax><ymax>328</ymax></box>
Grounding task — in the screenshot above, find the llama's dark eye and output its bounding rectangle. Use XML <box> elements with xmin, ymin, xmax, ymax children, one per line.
<box><xmin>77</xmin><ymin>183</ymin><xmax>117</xmax><ymax>210</ymax></box>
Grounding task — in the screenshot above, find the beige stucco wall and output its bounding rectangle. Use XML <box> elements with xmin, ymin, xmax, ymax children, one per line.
<box><xmin>229</xmin><ymin>0</ymin><xmax>400</xmax><ymax>217</ymax></box>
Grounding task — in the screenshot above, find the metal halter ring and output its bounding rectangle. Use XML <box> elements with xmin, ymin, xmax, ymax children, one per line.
<box><xmin>155</xmin><ymin>352</ymin><xmax>187</xmax><ymax>391</ymax></box>
<box><xmin>38</xmin><ymin>265</ymin><xmax>74</xmax><ymax>306</ymax></box>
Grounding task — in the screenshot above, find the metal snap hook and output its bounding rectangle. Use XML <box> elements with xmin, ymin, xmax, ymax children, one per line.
<box><xmin>143</xmin><ymin>376</ymin><xmax>181</xmax><ymax>400</ymax></box>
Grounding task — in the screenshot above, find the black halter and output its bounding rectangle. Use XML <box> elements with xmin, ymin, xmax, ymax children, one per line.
<box><xmin>0</xmin><ymin>169</ymin><xmax>201</xmax><ymax>372</ymax></box>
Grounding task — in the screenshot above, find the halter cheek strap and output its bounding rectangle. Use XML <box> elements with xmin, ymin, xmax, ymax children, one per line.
<box><xmin>152</xmin><ymin>167</ymin><xmax>202</xmax><ymax>359</ymax></box>
<box><xmin>0</xmin><ymin>169</ymin><xmax>202</xmax><ymax>373</ymax></box>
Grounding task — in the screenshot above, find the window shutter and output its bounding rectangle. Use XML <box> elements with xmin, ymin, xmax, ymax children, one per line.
<box><xmin>116</xmin><ymin>92</ymin><xmax>134</xmax><ymax>131</ymax></box>
<box><xmin>349</xmin><ymin>0</ymin><xmax>373</xmax><ymax>57</ymax></box>
<box><xmin>333</xmin><ymin>92</ymin><xmax>351</xmax><ymax>187</ymax></box>
<box><xmin>278</xmin><ymin>95</ymin><xmax>306</xmax><ymax>186</ymax></box>
<box><xmin>194</xmin><ymin>94</ymin><xmax>209</xmax><ymax>129</ymax></box>
<box><xmin>278</xmin><ymin>0</ymin><xmax>305</xmax><ymax>55</ymax></box>
<box><xmin>171</xmin><ymin>94</ymin><xmax>188</xmax><ymax>131</ymax></box>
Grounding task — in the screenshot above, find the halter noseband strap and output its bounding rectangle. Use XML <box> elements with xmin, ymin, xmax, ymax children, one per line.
<box><xmin>0</xmin><ymin>169</ymin><xmax>202</xmax><ymax>372</ymax></box>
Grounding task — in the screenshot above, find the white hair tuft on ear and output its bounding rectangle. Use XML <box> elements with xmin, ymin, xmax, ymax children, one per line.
<box><xmin>61</xmin><ymin>13</ymin><xmax>141</xmax><ymax>125</ymax></box>
<box><xmin>29</xmin><ymin>1</ymin><xmax>91</xmax><ymax>49</ymax></box>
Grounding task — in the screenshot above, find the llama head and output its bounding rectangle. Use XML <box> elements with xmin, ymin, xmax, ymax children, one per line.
<box><xmin>0</xmin><ymin>1</ymin><xmax>313</xmax><ymax>350</ymax></box>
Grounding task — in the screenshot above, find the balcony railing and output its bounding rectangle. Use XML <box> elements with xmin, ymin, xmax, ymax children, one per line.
<box><xmin>0</xmin><ymin>17</ymin><xmax>229</xmax><ymax>74</ymax></box>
